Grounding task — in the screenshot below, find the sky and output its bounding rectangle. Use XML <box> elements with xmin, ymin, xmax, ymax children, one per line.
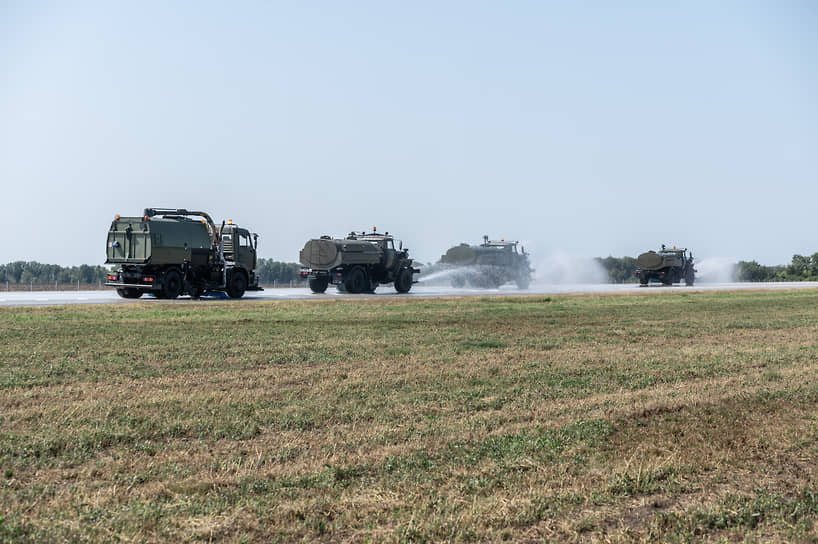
<box><xmin>1</xmin><ymin>1</ymin><xmax>817</xmax><ymax>267</ymax></box>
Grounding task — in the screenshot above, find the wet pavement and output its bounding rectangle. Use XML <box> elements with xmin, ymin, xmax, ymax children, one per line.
<box><xmin>1</xmin><ymin>281</ymin><xmax>817</xmax><ymax>307</ymax></box>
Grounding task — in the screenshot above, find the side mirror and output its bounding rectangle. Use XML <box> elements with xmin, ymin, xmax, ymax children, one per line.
<box><xmin>399</xmin><ymin>241</ymin><xmax>403</xmax><ymax>250</ymax></box>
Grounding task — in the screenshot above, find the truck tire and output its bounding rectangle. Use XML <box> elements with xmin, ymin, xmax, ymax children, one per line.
<box><xmin>451</xmin><ymin>275</ymin><xmax>465</xmax><ymax>288</ymax></box>
<box><xmin>227</xmin><ymin>272</ymin><xmax>247</xmax><ymax>299</ymax></box>
<box><xmin>309</xmin><ymin>277</ymin><xmax>329</xmax><ymax>293</ymax></box>
<box><xmin>394</xmin><ymin>267</ymin><xmax>413</xmax><ymax>293</ymax></box>
<box><xmin>161</xmin><ymin>270</ymin><xmax>183</xmax><ymax>299</ymax></box>
<box><xmin>343</xmin><ymin>267</ymin><xmax>367</xmax><ymax>294</ymax></box>
<box><xmin>685</xmin><ymin>271</ymin><xmax>695</xmax><ymax>286</ymax></box>
<box><xmin>116</xmin><ymin>288</ymin><xmax>143</xmax><ymax>299</ymax></box>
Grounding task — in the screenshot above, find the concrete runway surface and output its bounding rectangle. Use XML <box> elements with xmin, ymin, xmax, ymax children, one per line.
<box><xmin>1</xmin><ymin>282</ymin><xmax>817</xmax><ymax>307</ymax></box>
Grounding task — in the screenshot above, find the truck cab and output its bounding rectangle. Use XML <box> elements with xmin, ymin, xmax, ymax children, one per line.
<box><xmin>222</xmin><ymin>224</ymin><xmax>258</xmax><ymax>272</ymax></box>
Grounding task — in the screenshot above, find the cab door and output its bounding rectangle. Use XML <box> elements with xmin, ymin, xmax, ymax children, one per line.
<box><xmin>236</xmin><ymin>229</ymin><xmax>256</xmax><ymax>270</ymax></box>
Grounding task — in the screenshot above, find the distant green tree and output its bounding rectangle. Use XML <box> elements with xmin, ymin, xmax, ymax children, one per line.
<box><xmin>788</xmin><ymin>254</ymin><xmax>811</xmax><ymax>279</ymax></box>
<box><xmin>735</xmin><ymin>261</ymin><xmax>771</xmax><ymax>282</ymax></box>
<box><xmin>6</xmin><ymin>262</ymin><xmax>24</xmax><ymax>283</ymax></box>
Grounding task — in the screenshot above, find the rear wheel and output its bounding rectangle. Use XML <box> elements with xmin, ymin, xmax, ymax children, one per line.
<box><xmin>116</xmin><ymin>288</ymin><xmax>143</xmax><ymax>299</ymax></box>
<box><xmin>343</xmin><ymin>267</ymin><xmax>367</xmax><ymax>294</ymax></box>
<box><xmin>227</xmin><ymin>272</ymin><xmax>247</xmax><ymax>299</ymax></box>
<box><xmin>395</xmin><ymin>268</ymin><xmax>413</xmax><ymax>293</ymax></box>
<box><xmin>685</xmin><ymin>270</ymin><xmax>695</xmax><ymax>286</ymax></box>
<box><xmin>161</xmin><ymin>270</ymin><xmax>183</xmax><ymax>299</ymax></box>
<box><xmin>309</xmin><ymin>277</ymin><xmax>329</xmax><ymax>293</ymax></box>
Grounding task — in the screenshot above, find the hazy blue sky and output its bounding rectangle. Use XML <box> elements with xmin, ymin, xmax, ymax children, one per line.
<box><xmin>2</xmin><ymin>1</ymin><xmax>816</xmax><ymax>267</ymax></box>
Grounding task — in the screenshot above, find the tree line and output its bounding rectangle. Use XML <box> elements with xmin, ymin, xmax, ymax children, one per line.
<box><xmin>0</xmin><ymin>262</ymin><xmax>110</xmax><ymax>285</ymax></box>
<box><xmin>0</xmin><ymin>259</ymin><xmax>304</xmax><ymax>286</ymax></box>
<box><xmin>8</xmin><ymin>254</ymin><xmax>818</xmax><ymax>286</ymax></box>
<box><xmin>255</xmin><ymin>259</ymin><xmax>303</xmax><ymax>285</ymax></box>
<box><xmin>734</xmin><ymin>255</ymin><xmax>818</xmax><ymax>282</ymax></box>
<box><xmin>596</xmin><ymin>254</ymin><xmax>818</xmax><ymax>283</ymax></box>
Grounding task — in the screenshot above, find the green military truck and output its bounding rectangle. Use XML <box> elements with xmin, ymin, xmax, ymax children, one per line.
<box><xmin>298</xmin><ymin>229</ymin><xmax>419</xmax><ymax>293</ymax></box>
<box><xmin>635</xmin><ymin>245</ymin><xmax>696</xmax><ymax>286</ymax></box>
<box><xmin>105</xmin><ymin>208</ymin><xmax>261</xmax><ymax>299</ymax></box>
<box><xmin>439</xmin><ymin>236</ymin><xmax>533</xmax><ymax>289</ymax></box>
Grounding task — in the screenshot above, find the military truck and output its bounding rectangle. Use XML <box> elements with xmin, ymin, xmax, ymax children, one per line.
<box><xmin>105</xmin><ymin>208</ymin><xmax>261</xmax><ymax>299</ymax></box>
<box><xmin>635</xmin><ymin>245</ymin><xmax>696</xmax><ymax>286</ymax></box>
<box><xmin>298</xmin><ymin>228</ymin><xmax>419</xmax><ymax>293</ymax></box>
<box><xmin>439</xmin><ymin>236</ymin><xmax>533</xmax><ymax>289</ymax></box>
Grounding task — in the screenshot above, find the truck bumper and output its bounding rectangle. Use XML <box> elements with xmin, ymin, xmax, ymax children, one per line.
<box><xmin>300</xmin><ymin>268</ymin><xmax>343</xmax><ymax>285</ymax></box>
<box><xmin>104</xmin><ymin>281</ymin><xmax>161</xmax><ymax>291</ymax></box>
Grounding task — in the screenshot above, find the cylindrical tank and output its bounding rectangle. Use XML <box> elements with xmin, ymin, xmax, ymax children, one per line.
<box><xmin>440</xmin><ymin>244</ymin><xmax>478</xmax><ymax>266</ymax></box>
<box><xmin>636</xmin><ymin>251</ymin><xmax>682</xmax><ymax>270</ymax></box>
<box><xmin>299</xmin><ymin>238</ymin><xmax>383</xmax><ymax>270</ymax></box>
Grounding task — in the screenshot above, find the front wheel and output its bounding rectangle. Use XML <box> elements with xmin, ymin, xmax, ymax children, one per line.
<box><xmin>309</xmin><ymin>277</ymin><xmax>329</xmax><ymax>294</ymax></box>
<box><xmin>227</xmin><ymin>272</ymin><xmax>247</xmax><ymax>299</ymax></box>
<box><xmin>394</xmin><ymin>268</ymin><xmax>413</xmax><ymax>293</ymax></box>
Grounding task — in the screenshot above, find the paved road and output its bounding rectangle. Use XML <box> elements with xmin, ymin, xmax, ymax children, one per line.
<box><xmin>1</xmin><ymin>282</ymin><xmax>817</xmax><ymax>307</ymax></box>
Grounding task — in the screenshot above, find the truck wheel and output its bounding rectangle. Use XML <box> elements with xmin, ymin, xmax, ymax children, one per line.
<box><xmin>161</xmin><ymin>270</ymin><xmax>183</xmax><ymax>299</ymax></box>
<box><xmin>395</xmin><ymin>268</ymin><xmax>413</xmax><ymax>293</ymax></box>
<box><xmin>227</xmin><ymin>272</ymin><xmax>247</xmax><ymax>299</ymax></box>
<box><xmin>451</xmin><ymin>275</ymin><xmax>465</xmax><ymax>288</ymax></box>
<box><xmin>639</xmin><ymin>276</ymin><xmax>649</xmax><ymax>286</ymax></box>
<box><xmin>685</xmin><ymin>272</ymin><xmax>695</xmax><ymax>286</ymax></box>
<box><xmin>309</xmin><ymin>277</ymin><xmax>329</xmax><ymax>293</ymax></box>
<box><xmin>344</xmin><ymin>267</ymin><xmax>367</xmax><ymax>294</ymax></box>
<box><xmin>116</xmin><ymin>288</ymin><xmax>143</xmax><ymax>299</ymax></box>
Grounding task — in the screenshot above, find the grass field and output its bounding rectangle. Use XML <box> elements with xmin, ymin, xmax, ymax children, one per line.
<box><xmin>0</xmin><ymin>290</ymin><xmax>817</xmax><ymax>542</ymax></box>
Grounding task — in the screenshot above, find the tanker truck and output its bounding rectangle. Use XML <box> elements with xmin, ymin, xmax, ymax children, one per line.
<box><xmin>298</xmin><ymin>228</ymin><xmax>419</xmax><ymax>293</ymax></box>
<box><xmin>105</xmin><ymin>208</ymin><xmax>262</xmax><ymax>299</ymax></box>
<box><xmin>634</xmin><ymin>245</ymin><xmax>696</xmax><ymax>286</ymax></box>
<box><xmin>439</xmin><ymin>236</ymin><xmax>533</xmax><ymax>289</ymax></box>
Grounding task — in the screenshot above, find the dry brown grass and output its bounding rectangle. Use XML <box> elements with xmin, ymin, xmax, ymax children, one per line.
<box><xmin>0</xmin><ymin>290</ymin><xmax>816</xmax><ymax>542</ymax></box>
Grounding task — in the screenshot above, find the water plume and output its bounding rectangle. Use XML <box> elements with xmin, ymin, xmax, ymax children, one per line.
<box><xmin>533</xmin><ymin>252</ymin><xmax>607</xmax><ymax>285</ymax></box>
<box><xmin>694</xmin><ymin>257</ymin><xmax>737</xmax><ymax>283</ymax></box>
